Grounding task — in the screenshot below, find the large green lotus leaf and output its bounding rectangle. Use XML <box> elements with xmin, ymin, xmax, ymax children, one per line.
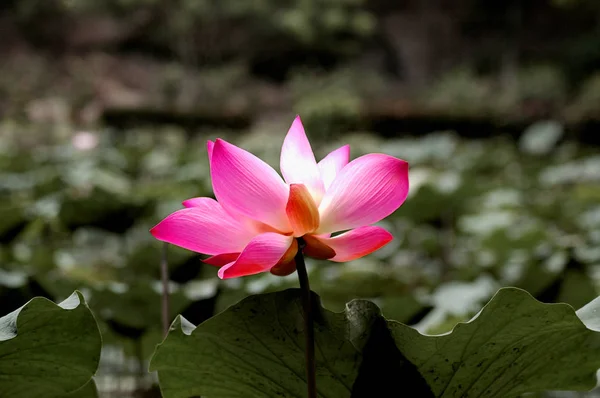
<box><xmin>151</xmin><ymin>288</ymin><xmax>432</xmax><ymax>398</ymax></box>
<box><xmin>151</xmin><ymin>288</ymin><xmax>600</xmax><ymax>398</ymax></box>
<box><xmin>0</xmin><ymin>292</ymin><xmax>102</xmax><ymax>398</ymax></box>
<box><xmin>392</xmin><ymin>288</ymin><xmax>600</xmax><ymax>397</ymax></box>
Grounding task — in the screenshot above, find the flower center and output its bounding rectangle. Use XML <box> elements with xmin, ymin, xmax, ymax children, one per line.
<box><xmin>286</xmin><ymin>183</ymin><xmax>320</xmax><ymax>237</ymax></box>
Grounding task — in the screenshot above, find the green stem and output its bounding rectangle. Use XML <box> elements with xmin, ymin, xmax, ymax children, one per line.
<box><xmin>161</xmin><ymin>242</ymin><xmax>170</xmax><ymax>337</ymax></box>
<box><xmin>295</xmin><ymin>238</ymin><xmax>317</xmax><ymax>398</ymax></box>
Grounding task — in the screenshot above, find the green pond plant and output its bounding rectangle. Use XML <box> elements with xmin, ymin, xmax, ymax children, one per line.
<box><xmin>1</xmin><ymin>117</ymin><xmax>599</xmax><ymax>397</ymax></box>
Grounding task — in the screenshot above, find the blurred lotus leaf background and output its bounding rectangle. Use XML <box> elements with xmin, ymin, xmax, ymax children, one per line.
<box><xmin>0</xmin><ymin>0</ymin><xmax>599</xmax><ymax>397</ymax></box>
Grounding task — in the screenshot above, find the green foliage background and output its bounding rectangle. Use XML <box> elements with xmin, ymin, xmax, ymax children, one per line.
<box><xmin>0</xmin><ymin>0</ymin><xmax>599</xmax><ymax>396</ymax></box>
<box><xmin>1</xmin><ymin>118</ymin><xmax>599</xmax><ymax>395</ymax></box>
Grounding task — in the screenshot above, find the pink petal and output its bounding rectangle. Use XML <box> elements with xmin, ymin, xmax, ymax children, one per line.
<box><xmin>318</xmin><ymin>144</ymin><xmax>350</xmax><ymax>190</ymax></box>
<box><xmin>313</xmin><ymin>226</ymin><xmax>393</xmax><ymax>262</ymax></box>
<box><xmin>280</xmin><ymin>116</ymin><xmax>325</xmax><ymax>202</ymax></box>
<box><xmin>192</xmin><ymin>140</ymin><xmax>274</xmax><ymax>229</ymax></box>
<box><xmin>182</xmin><ymin>197</ymin><xmax>205</xmax><ymax>208</ymax></box>
<box><xmin>150</xmin><ymin>198</ymin><xmax>255</xmax><ymax>255</ymax></box>
<box><xmin>203</xmin><ymin>253</ymin><xmax>240</xmax><ymax>266</ymax></box>
<box><xmin>211</xmin><ymin>139</ymin><xmax>291</xmax><ymax>231</ymax></box>
<box><xmin>207</xmin><ymin>140</ymin><xmax>215</xmax><ymax>164</ymax></box>
<box><xmin>218</xmin><ymin>233</ymin><xmax>294</xmax><ymax>279</ymax></box>
<box><xmin>183</xmin><ymin>196</ymin><xmax>284</xmax><ymax>236</ymax></box>
<box><xmin>318</xmin><ymin>154</ymin><xmax>409</xmax><ymax>233</ymax></box>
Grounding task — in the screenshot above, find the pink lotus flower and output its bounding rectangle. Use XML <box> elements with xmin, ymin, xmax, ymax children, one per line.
<box><xmin>150</xmin><ymin>116</ymin><xmax>409</xmax><ymax>279</ymax></box>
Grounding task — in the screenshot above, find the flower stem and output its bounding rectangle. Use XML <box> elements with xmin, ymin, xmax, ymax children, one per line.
<box><xmin>295</xmin><ymin>237</ymin><xmax>317</xmax><ymax>398</ymax></box>
<box><xmin>161</xmin><ymin>242</ymin><xmax>170</xmax><ymax>337</ymax></box>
